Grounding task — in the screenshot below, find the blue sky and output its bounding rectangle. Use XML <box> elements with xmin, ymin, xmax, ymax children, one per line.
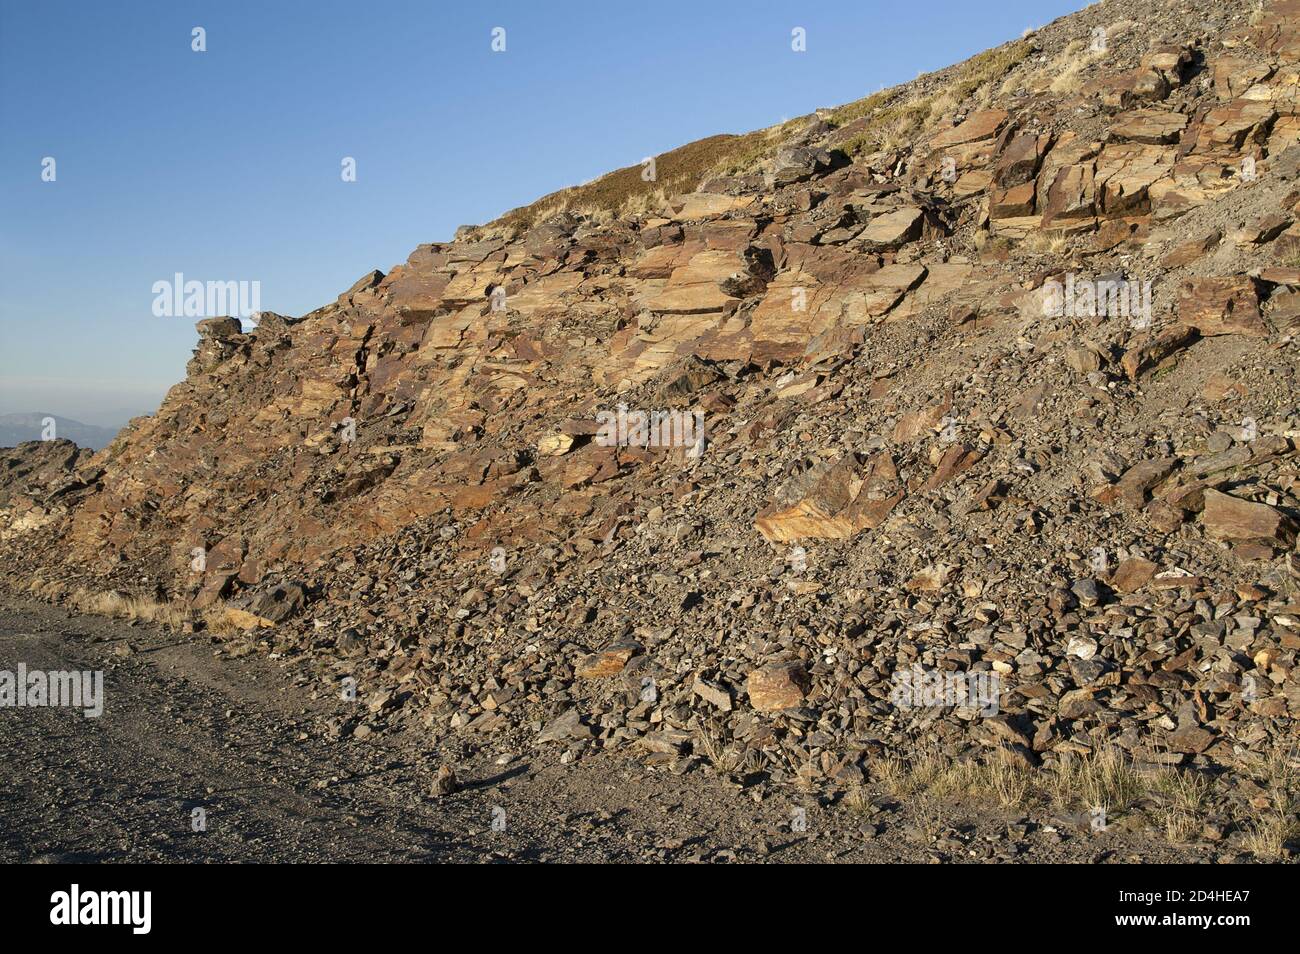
<box><xmin>0</xmin><ymin>0</ymin><xmax>1085</xmax><ymax>427</ymax></box>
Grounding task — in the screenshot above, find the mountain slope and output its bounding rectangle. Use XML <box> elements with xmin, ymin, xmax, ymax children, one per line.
<box><xmin>4</xmin><ymin>0</ymin><xmax>1300</xmax><ymax>831</ymax></box>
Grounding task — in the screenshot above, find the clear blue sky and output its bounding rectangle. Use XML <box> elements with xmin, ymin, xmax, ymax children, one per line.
<box><xmin>0</xmin><ymin>0</ymin><xmax>1084</xmax><ymax>427</ymax></box>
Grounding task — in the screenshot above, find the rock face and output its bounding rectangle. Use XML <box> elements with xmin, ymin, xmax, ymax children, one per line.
<box><xmin>4</xmin><ymin>0</ymin><xmax>1300</xmax><ymax>789</ymax></box>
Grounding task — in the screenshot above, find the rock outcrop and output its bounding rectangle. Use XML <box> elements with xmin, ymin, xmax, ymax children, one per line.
<box><xmin>4</xmin><ymin>0</ymin><xmax>1299</xmax><ymax>791</ymax></box>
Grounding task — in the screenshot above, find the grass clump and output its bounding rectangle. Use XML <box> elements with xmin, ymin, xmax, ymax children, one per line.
<box><xmin>1241</xmin><ymin>745</ymin><xmax>1300</xmax><ymax>859</ymax></box>
<box><xmin>869</xmin><ymin>744</ymin><xmax>1145</xmax><ymax>817</ymax></box>
<box><xmin>951</xmin><ymin>40</ymin><xmax>1033</xmax><ymax>104</ymax></box>
<box><xmin>863</xmin><ymin>741</ymin><xmax>1300</xmax><ymax>858</ymax></box>
<box><xmin>1150</xmin><ymin>767</ymin><xmax>1214</xmax><ymax>843</ymax></box>
<box><xmin>67</xmin><ymin>587</ymin><xmax>185</xmax><ymax>630</ymax></box>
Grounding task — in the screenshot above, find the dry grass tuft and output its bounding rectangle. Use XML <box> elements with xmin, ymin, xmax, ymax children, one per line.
<box><xmin>62</xmin><ymin>586</ymin><xmax>186</xmax><ymax>631</ymax></box>
<box><xmin>693</xmin><ymin>727</ymin><xmax>764</xmax><ymax>777</ymax></box>
<box><xmin>1046</xmin><ymin>38</ymin><xmax>1108</xmax><ymax>95</ymax></box>
<box><xmin>200</xmin><ymin>605</ymin><xmax>242</xmax><ymax>638</ymax></box>
<box><xmin>1240</xmin><ymin>744</ymin><xmax>1300</xmax><ymax>859</ymax></box>
<box><xmin>869</xmin><ymin>745</ymin><xmax>1036</xmax><ymax>810</ymax></box>
<box><xmin>1151</xmin><ymin>767</ymin><xmax>1214</xmax><ymax>843</ymax></box>
<box><xmin>949</xmin><ymin>40</ymin><xmax>1034</xmax><ymax>105</ymax></box>
<box><xmin>494</xmin><ymin>119</ymin><xmax>808</xmax><ymax>232</ymax></box>
<box><xmin>1047</xmin><ymin>747</ymin><xmax>1144</xmax><ymax>813</ymax></box>
<box><xmin>836</xmin><ymin>95</ymin><xmax>935</xmax><ymax>157</ymax></box>
<box><xmin>27</xmin><ymin>577</ymin><xmax>69</xmax><ymax>602</ymax></box>
<box><xmin>863</xmin><ymin>743</ymin><xmax>1300</xmax><ymax>856</ymax></box>
<box><xmin>619</xmin><ymin>186</ymin><xmax>668</xmax><ymax>217</ymax></box>
<box><xmin>1242</xmin><ymin>812</ymin><xmax>1300</xmax><ymax>859</ymax></box>
<box><xmin>868</xmin><ymin>743</ymin><xmax>1171</xmax><ymax>824</ymax></box>
<box><xmin>843</xmin><ymin>784</ymin><xmax>874</xmax><ymax>813</ymax></box>
<box><xmin>1021</xmin><ymin>231</ymin><xmax>1068</xmax><ymax>255</ymax></box>
<box><xmin>870</xmin><ymin>747</ymin><xmax>946</xmax><ymax>797</ymax></box>
<box><xmin>984</xmin><ymin>748</ymin><xmax>1035</xmax><ymax>809</ymax></box>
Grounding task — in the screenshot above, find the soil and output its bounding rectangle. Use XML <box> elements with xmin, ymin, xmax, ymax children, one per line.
<box><xmin>0</xmin><ymin>598</ymin><xmax>1223</xmax><ymax>863</ymax></box>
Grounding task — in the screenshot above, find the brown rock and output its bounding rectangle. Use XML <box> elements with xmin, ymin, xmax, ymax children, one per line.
<box><xmin>1161</xmin><ymin>229</ymin><xmax>1220</xmax><ymax>268</ymax></box>
<box><xmin>1252</xmin><ymin>0</ymin><xmax>1300</xmax><ymax>61</ymax></box>
<box><xmin>904</xmin><ymin>562</ymin><xmax>955</xmax><ymax>594</ymax></box>
<box><xmin>1191</xmin><ymin>100</ymin><xmax>1277</xmax><ymax>151</ymax></box>
<box><xmin>1176</xmin><ymin>277</ymin><xmax>1267</xmax><ymax>337</ymax></box>
<box><xmin>1202</xmin><ymin>489</ymin><xmax>1297</xmax><ymax>546</ymax></box>
<box><xmin>930</xmin><ymin>109</ymin><xmax>1009</xmax><ymax>148</ymax></box>
<box><xmin>892</xmin><ymin>398</ymin><xmax>951</xmax><ymax>442</ymax></box>
<box><xmin>223</xmin><ymin>607</ymin><xmax>275</xmax><ymax>631</ymax></box>
<box><xmin>692</xmin><ymin>676</ymin><xmax>733</xmax><ymax>711</ymax></box>
<box><xmin>1058</xmin><ymin>687</ymin><xmax>1102</xmax><ymax>720</ymax></box>
<box><xmin>1120</xmin><ymin>324</ymin><xmax>1199</xmax><ymax>380</ymax></box>
<box><xmin>921</xmin><ymin>444</ymin><xmax>983</xmax><ymax>491</ymax></box>
<box><xmin>430</xmin><ymin>765</ymin><xmax>459</xmax><ymax>797</ymax></box>
<box><xmin>857</xmin><ymin>207</ymin><xmax>924</xmax><ymax>249</ymax></box>
<box><xmin>990</xmin><ymin>182</ymin><xmax>1036</xmax><ymax>218</ymax></box>
<box><xmin>669</xmin><ymin>193</ymin><xmax>753</xmax><ymax>220</ymax></box>
<box><xmin>746</xmin><ymin>664</ymin><xmax>809</xmax><ymax>712</ymax></box>
<box><xmin>1167</xmin><ymin>724</ymin><xmax>1215</xmax><ymax>755</ymax></box>
<box><xmin>1098</xmin><ymin>457</ymin><xmax>1179</xmax><ymax>510</ymax></box>
<box><xmin>1275</xmin><ymin>223</ymin><xmax>1300</xmax><ymax>258</ymax></box>
<box><xmin>1144</xmin><ymin>499</ymin><xmax>1187</xmax><ymax>534</ymax></box>
<box><xmin>1040</xmin><ymin>161</ymin><xmax>1097</xmax><ymax>228</ymax></box>
<box><xmin>1110</xmin><ymin>557</ymin><xmax>1158</xmax><ymax>593</ymax></box>
<box><xmin>537</xmin><ymin>433</ymin><xmax>575</xmax><ymax>457</ymax></box>
<box><xmin>1212</xmin><ymin>57</ymin><xmax>1271</xmax><ymax>99</ymax></box>
<box><xmin>1201</xmin><ymin>372</ymin><xmax>1246</xmax><ymax>402</ymax></box>
<box><xmin>1095</xmin><ymin>142</ymin><xmax>1174</xmax><ymax>214</ymax></box>
<box><xmin>754</xmin><ymin>452</ymin><xmax>903</xmax><ymax>543</ymax></box>
<box><xmin>1231</xmin><ymin>214</ymin><xmax>1293</xmax><ymax>247</ymax></box>
<box><xmin>1109</xmin><ymin>109</ymin><xmax>1188</xmax><ymax>145</ymax></box>
<box><xmin>643</xmin><ymin>249</ymin><xmax>744</xmax><ymax>314</ymax></box>
<box><xmin>993</xmin><ymin>132</ymin><xmax>1049</xmax><ymax>189</ymax></box>
<box><xmin>576</xmin><ymin>642</ymin><xmax>641</xmax><ymax>678</ymax></box>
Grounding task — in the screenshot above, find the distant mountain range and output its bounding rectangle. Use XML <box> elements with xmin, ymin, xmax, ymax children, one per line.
<box><xmin>0</xmin><ymin>413</ymin><xmax>120</xmax><ymax>450</ymax></box>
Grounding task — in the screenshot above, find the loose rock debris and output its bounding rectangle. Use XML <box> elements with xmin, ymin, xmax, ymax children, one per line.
<box><xmin>3</xmin><ymin>0</ymin><xmax>1300</xmax><ymax>862</ymax></box>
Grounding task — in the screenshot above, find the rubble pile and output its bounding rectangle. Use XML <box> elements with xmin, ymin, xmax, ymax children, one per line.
<box><xmin>4</xmin><ymin>0</ymin><xmax>1299</xmax><ymax>792</ymax></box>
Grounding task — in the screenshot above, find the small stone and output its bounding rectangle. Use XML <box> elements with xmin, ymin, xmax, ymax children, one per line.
<box><xmin>692</xmin><ymin>676</ymin><xmax>733</xmax><ymax>711</ymax></box>
<box><xmin>1066</xmin><ymin>636</ymin><xmax>1098</xmax><ymax>660</ymax></box>
<box><xmin>1110</xmin><ymin>557</ymin><xmax>1157</xmax><ymax>593</ymax></box>
<box><xmin>1071</xmin><ymin>579</ymin><xmax>1102</xmax><ymax>607</ymax></box>
<box><xmin>430</xmin><ymin>765</ymin><xmax>459</xmax><ymax>797</ymax></box>
<box><xmin>536</xmin><ymin>708</ymin><xmax>592</xmax><ymax>744</ymax></box>
<box><xmin>576</xmin><ymin>642</ymin><xmax>641</xmax><ymax>678</ymax></box>
<box><xmin>537</xmin><ymin>433</ymin><xmax>575</xmax><ymax>456</ymax></box>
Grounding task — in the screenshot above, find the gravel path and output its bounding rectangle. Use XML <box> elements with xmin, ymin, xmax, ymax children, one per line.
<box><xmin>0</xmin><ymin>598</ymin><xmax>1216</xmax><ymax>863</ymax></box>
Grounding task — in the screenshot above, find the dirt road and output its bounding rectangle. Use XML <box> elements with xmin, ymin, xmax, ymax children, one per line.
<box><xmin>0</xmin><ymin>597</ymin><xmax>1215</xmax><ymax>863</ymax></box>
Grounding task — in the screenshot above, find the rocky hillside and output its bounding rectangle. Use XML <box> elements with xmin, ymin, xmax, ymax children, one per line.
<box><xmin>5</xmin><ymin>0</ymin><xmax>1300</xmax><ymax>794</ymax></box>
